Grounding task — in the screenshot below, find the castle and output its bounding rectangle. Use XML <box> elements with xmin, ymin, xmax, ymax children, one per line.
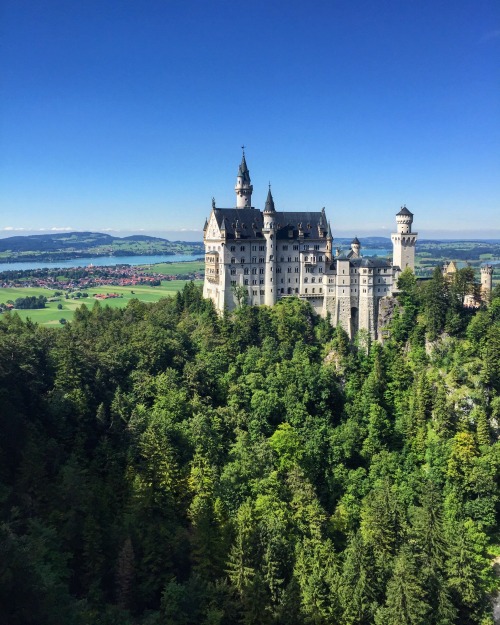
<box><xmin>203</xmin><ymin>151</ymin><xmax>418</xmax><ymax>339</ymax></box>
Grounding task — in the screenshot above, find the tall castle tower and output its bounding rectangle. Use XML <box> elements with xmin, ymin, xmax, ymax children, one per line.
<box><xmin>262</xmin><ymin>186</ymin><xmax>277</xmax><ymax>306</ymax></box>
<box><xmin>391</xmin><ymin>206</ymin><xmax>417</xmax><ymax>271</ymax></box>
<box><xmin>235</xmin><ymin>149</ymin><xmax>253</xmax><ymax>208</ymax></box>
<box><xmin>481</xmin><ymin>265</ymin><xmax>493</xmax><ymax>300</ymax></box>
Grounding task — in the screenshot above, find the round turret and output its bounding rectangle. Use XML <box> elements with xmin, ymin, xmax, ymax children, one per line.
<box><xmin>351</xmin><ymin>236</ymin><xmax>361</xmax><ymax>257</ymax></box>
<box><xmin>481</xmin><ymin>264</ymin><xmax>493</xmax><ymax>298</ymax></box>
<box><xmin>235</xmin><ymin>149</ymin><xmax>253</xmax><ymax>208</ymax></box>
<box><xmin>396</xmin><ymin>205</ymin><xmax>413</xmax><ymax>234</ymax></box>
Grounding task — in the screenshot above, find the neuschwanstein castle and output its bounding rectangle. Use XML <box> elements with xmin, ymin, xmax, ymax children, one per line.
<box><xmin>203</xmin><ymin>151</ymin><xmax>418</xmax><ymax>338</ymax></box>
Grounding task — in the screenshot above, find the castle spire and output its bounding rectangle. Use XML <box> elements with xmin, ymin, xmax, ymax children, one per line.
<box><xmin>264</xmin><ymin>184</ymin><xmax>276</xmax><ymax>213</ymax></box>
<box><xmin>235</xmin><ymin>147</ymin><xmax>253</xmax><ymax>208</ymax></box>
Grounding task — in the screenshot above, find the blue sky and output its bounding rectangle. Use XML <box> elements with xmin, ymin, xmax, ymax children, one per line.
<box><xmin>1</xmin><ymin>0</ymin><xmax>499</xmax><ymax>240</ymax></box>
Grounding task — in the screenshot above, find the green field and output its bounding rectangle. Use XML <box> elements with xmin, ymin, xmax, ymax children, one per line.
<box><xmin>0</xmin><ymin>281</ymin><xmax>202</xmax><ymax>326</ymax></box>
<box><xmin>139</xmin><ymin>261</ymin><xmax>204</xmax><ymax>274</ymax></box>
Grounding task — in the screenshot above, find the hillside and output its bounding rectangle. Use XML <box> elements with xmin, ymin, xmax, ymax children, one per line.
<box><xmin>0</xmin><ymin>231</ymin><xmax>204</xmax><ymax>261</ymax></box>
<box><xmin>1</xmin><ymin>276</ymin><xmax>499</xmax><ymax>624</ymax></box>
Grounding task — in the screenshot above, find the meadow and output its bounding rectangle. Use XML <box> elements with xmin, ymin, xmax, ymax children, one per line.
<box><xmin>0</xmin><ymin>281</ymin><xmax>202</xmax><ymax>326</ymax></box>
<box><xmin>139</xmin><ymin>261</ymin><xmax>204</xmax><ymax>274</ymax></box>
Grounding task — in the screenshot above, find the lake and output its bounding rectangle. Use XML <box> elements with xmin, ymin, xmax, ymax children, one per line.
<box><xmin>0</xmin><ymin>254</ymin><xmax>204</xmax><ymax>272</ymax></box>
<box><xmin>0</xmin><ymin>250</ymin><xmax>391</xmax><ymax>272</ymax></box>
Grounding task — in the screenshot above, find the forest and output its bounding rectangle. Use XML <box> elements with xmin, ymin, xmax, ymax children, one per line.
<box><xmin>1</xmin><ymin>267</ymin><xmax>499</xmax><ymax>625</ymax></box>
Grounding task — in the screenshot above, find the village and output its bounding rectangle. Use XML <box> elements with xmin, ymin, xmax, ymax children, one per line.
<box><xmin>0</xmin><ymin>263</ymin><xmax>204</xmax><ymax>291</ymax></box>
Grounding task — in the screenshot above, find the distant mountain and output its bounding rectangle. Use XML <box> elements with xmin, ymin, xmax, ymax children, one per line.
<box><xmin>0</xmin><ymin>231</ymin><xmax>204</xmax><ymax>262</ymax></box>
<box><xmin>0</xmin><ymin>232</ymin><xmax>174</xmax><ymax>253</ymax></box>
<box><xmin>121</xmin><ymin>234</ymin><xmax>172</xmax><ymax>243</ymax></box>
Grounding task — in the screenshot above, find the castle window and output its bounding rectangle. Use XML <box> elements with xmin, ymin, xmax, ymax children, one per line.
<box><xmin>231</xmin><ymin>257</ymin><xmax>236</xmax><ymax>264</ymax></box>
<box><xmin>293</xmin><ymin>245</ymin><xmax>299</xmax><ymax>250</ymax></box>
<box><xmin>314</xmin><ymin>244</ymin><xmax>319</xmax><ymax>250</ymax></box>
<box><xmin>283</xmin><ymin>245</ymin><xmax>288</xmax><ymax>250</ymax></box>
<box><xmin>305</xmin><ymin>256</ymin><xmax>308</xmax><ymax>261</ymax></box>
<box><xmin>231</xmin><ymin>280</ymin><xmax>236</xmax><ymax>286</ymax></box>
<box><xmin>244</xmin><ymin>268</ymin><xmax>249</xmax><ymax>275</ymax></box>
<box><xmin>244</xmin><ymin>279</ymin><xmax>249</xmax><ymax>285</ymax></box>
<box><xmin>318</xmin><ymin>256</ymin><xmax>323</xmax><ymax>261</ymax></box>
<box><xmin>319</xmin><ymin>288</ymin><xmax>322</xmax><ymax>293</ymax></box>
<box><xmin>288</xmin><ymin>257</ymin><xmax>292</xmax><ymax>262</ymax></box>
<box><xmin>295</xmin><ymin>267</ymin><xmax>299</xmax><ymax>273</ymax></box>
<box><xmin>287</xmin><ymin>268</ymin><xmax>292</xmax><ymax>273</ymax></box>
<box><xmin>252</xmin><ymin>256</ymin><xmax>256</xmax><ymax>263</ymax></box>
<box><xmin>295</xmin><ymin>257</ymin><xmax>299</xmax><ymax>262</ymax></box>
<box><xmin>312</xmin><ymin>288</ymin><xmax>315</xmax><ymax>293</ymax></box>
<box><xmin>295</xmin><ymin>288</ymin><xmax>299</xmax><ymax>293</ymax></box>
<box><xmin>252</xmin><ymin>268</ymin><xmax>257</xmax><ymax>274</ymax></box>
<box><xmin>241</xmin><ymin>258</ymin><xmax>245</xmax><ymax>264</ymax></box>
<box><xmin>253</xmin><ymin>280</ymin><xmax>257</xmax><ymax>285</ymax></box>
<box><xmin>259</xmin><ymin>257</ymin><xmax>265</xmax><ymax>263</ymax></box>
<box><xmin>259</xmin><ymin>245</ymin><xmax>265</xmax><ymax>251</ymax></box>
<box><xmin>276</xmin><ymin>267</ymin><xmax>281</xmax><ymax>273</ymax></box>
<box><xmin>260</xmin><ymin>279</ymin><xmax>264</xmax><ymax>284</ymax></box>
<box><xmin>260</xmin><ymin>290</ymin><xmax>265</xmax><ymax>295</ymax></box>
<box><xmin>240</xmin><ymin>246</ymin><xmax>245</xmax><ymax>251</ymax></box>
<box><xmin>252</xmin><ymin>245</ymin><xmax>257</xmax><ymax>251</ymax></box>
<box><xmin>259</xmin><ymin>268</ymin><xmax>264</xmax><ymax>274</ymax></box>
<box><xmin>281</xmin><ymin>288</ymin><xmax>284</xmax><ymax>293</ymax></box>
<box><xmin>305</xmin><ymin>288</ymin><xmax>308</xmax><ymax>293</ymax></box>
<box><xmin>288</xmin><ymin>278</ymin><xmax>291</xmax><ymax>283</ymax></box>
<box><xmin>253</xmin><ymin>290</ymin><xmax>257</xmax><ymax>295</ymax></box>
<box><xmin>281</xmin><ymin>257</ymin><xmax>284</xmax><ymax>262</ymax></box>
<box><xmin>230</xmin><ymin>246</ymin><xmax>236</xmax><ymax>252</ymax></box>
<box><xmin>270</xmin><ymin>255</ymin><xmax>274</xmax><ymax>261</ymax></box>
<box><xmin>281</xmin><ymin>278</ymin><xmax>284</xmax><ymax>283</ymax></box>
<box><xmin>231</xmin><ymin>269</ymin><xmax>236</xmax><ymax>275</ymax></box>
<box><xmin>319</xmin><ymin>267</ymin><xmax>323</xmax><ymax>273</ymax></box>
<box><xmin>303</xmin><ymin>245</ymin><xmax>309</xmax><ymax>250</ymax></box>
<box><xmin>304</xmin><ymin>278</ymin><xmax>308</xmax><ymax>283</ymax></box>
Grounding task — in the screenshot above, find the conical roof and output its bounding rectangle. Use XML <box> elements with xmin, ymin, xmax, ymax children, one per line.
<box><xmin>397</xmin><ymin>205</ymin><xmax>413</xmax><ymax>217</ymax></box>
<box><xmin>264</xmin><ymin>187</ymin><xmax>276</xmax><ymax>213</ymax></box>
<box><xmin>351</xmin><ymin>236</ymin><xmax>360</xmax><ymax>245</ymax></box>
<box><xmin>237</xmin><ymin>153</ymin><xmax>251</xmax><ymax>185</ymax></box>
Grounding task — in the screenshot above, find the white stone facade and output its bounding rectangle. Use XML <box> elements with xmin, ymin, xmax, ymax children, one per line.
<box><xmin>203</xmin><ymin>154</ymin><xmax>417</xmax><ymax>339</ymax></box>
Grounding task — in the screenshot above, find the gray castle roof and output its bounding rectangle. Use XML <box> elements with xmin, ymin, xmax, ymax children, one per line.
<box><xmin>237</xmin><ymin>154</ymin><xmax>251</xmax><ymax>185</ymax></box>
<box><xmin>352</xmin><ymin>257</ymin><xmax>392</xmax><ymax>268</ymax></box>
<box><xmin>397</xmin><ymin>206</ymin><xmax>413</xmax><ymax>217</ymax></box>
<box><xmin>211</xmin><ymin>208</ymin><xmax>327</xmax><ymax>240</ymax></box>
<box><xmin>329</xmin><ymin>256</ymin><xmax>392</xmax><ymax>271</ymax></box>
<box><xmin>264</xmin><ymin>188</ymin><xmax>276</xmax><ymax>213</ymax></box>
<box><xmin>351</xmin><ymin>236</ymin><xmax>360</xmax><ymax>245</ymax></box>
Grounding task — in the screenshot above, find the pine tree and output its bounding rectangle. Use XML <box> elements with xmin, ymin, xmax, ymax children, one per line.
<box><xmin>375</xmin><ymin>546</ymin><xmax>429</xmax><ymax>625</ymax></box>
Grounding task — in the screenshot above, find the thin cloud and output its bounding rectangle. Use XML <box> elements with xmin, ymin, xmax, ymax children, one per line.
<box><xmin>2</xmin><ymin>226</ymin><xmax>26</xmax><ymax>231</ymax></box>
<box><xmin>39</xmin><ymin>227</ymin><xmax>73</xmax><ymax>231</ymax></box>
